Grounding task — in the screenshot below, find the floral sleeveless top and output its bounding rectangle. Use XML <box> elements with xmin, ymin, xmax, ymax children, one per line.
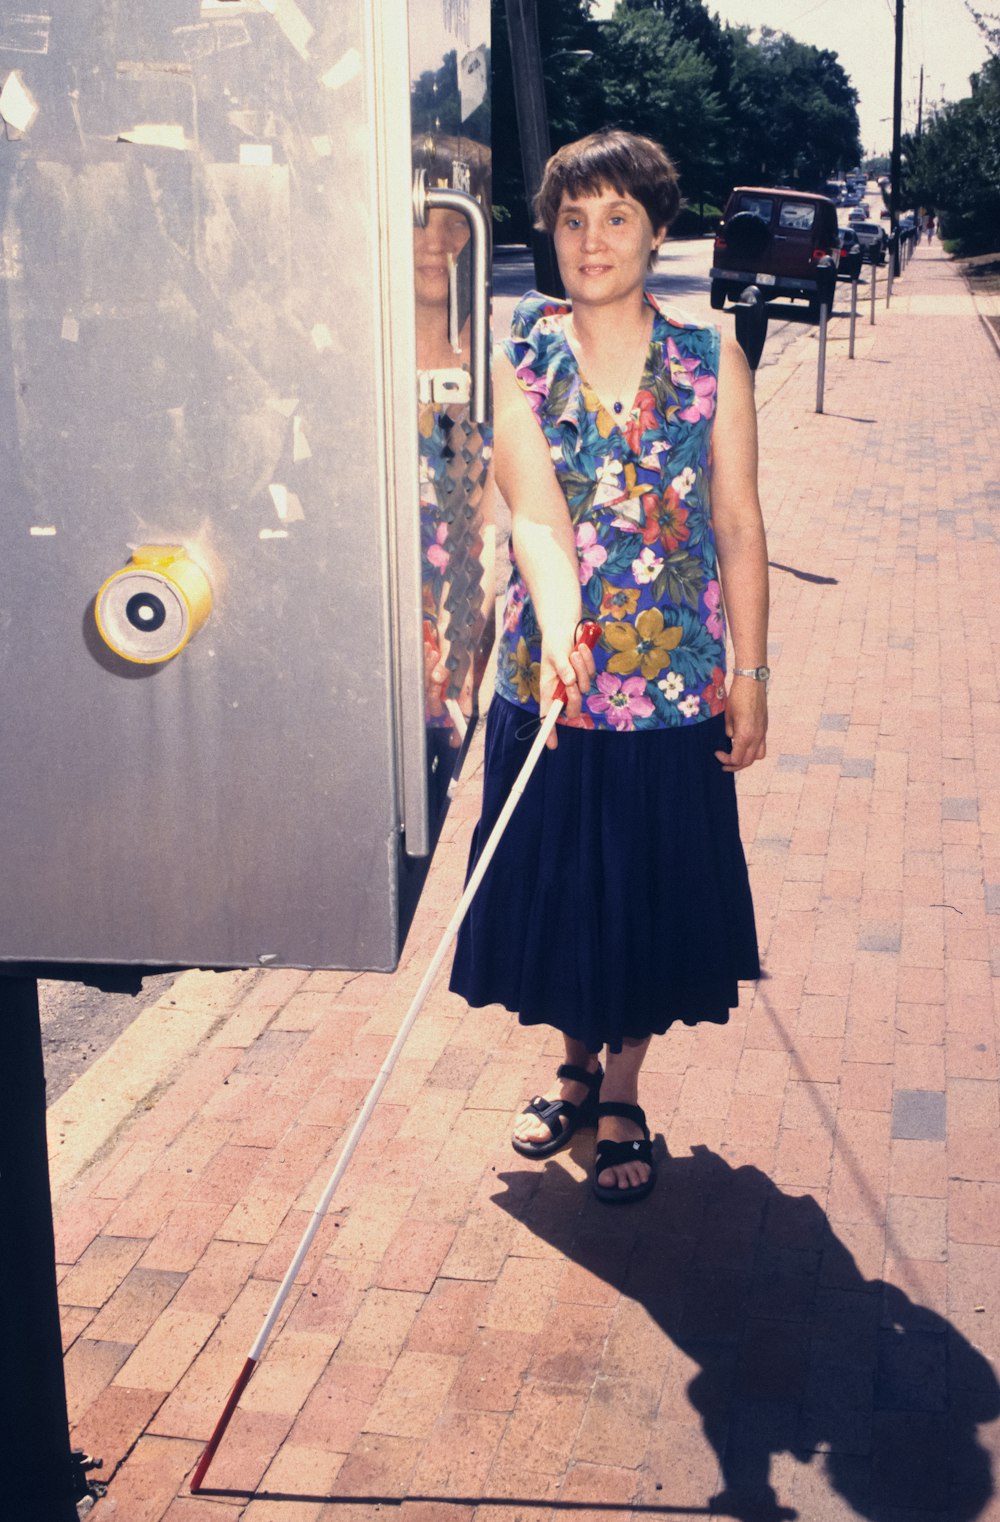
<box><xmin>495</xmin><ymin>290</ymin><xmax>727</xmax><ymax>732</ymax></box>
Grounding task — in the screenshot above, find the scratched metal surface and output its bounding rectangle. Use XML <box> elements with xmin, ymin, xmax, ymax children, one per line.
<box><xmin>0</xmin><ymin>1</ymin><xmax>417</xmax><ymax>971</ymax></box>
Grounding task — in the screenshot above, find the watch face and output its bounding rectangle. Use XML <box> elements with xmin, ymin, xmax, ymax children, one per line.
<box><xmin>758</xmin><ymin>666</ymin><xmax>771</xmax><ymax>681</ymax></box>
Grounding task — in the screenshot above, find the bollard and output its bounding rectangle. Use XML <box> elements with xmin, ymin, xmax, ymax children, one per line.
<box><xmin>815</xmin><ymin>297</ymin><xmax>830</xmax><ymax>414</ymax></box>
<box><xmin>886</xmin><ymin>248</ymin><xmax>894</xmax><ymax>306</ymax></box>
<box><xmin>869</xmin><ymin>259</ymin><xmax>877</xmax><ymax>325</ymax></box>
<box><xmin>849</xmin><ymin>275</ymin><xmax>859</xmax><ymax>359</ymax></box>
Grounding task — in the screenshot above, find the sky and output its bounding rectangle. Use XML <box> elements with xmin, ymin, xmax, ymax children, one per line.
<box><xmin>590</xmin><ymin>0</ymin><xmax>993</xmax><ymax>157</ymax></box>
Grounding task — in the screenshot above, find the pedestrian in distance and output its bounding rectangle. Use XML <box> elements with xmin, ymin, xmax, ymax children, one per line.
<box><xmin>449</xmin><ymin>129</ymin><xmax>769</xmax><ymax>1204</ymax></box>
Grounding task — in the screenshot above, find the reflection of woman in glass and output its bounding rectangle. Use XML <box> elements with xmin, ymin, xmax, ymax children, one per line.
<box><xmin>451</xmin><ymin>131</ymin><xmax>768</xmax><ymax>1204</ymax></box>
<box><xmin>413</xmin><ymin>138</ymin><xmax>493</xmax><ymax>770</ymax></box>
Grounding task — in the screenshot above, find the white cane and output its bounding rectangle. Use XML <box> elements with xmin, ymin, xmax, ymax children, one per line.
<box><xmin>190</xmin><ymin>620</ymin><xmax>601</xmax><ymax>1491</ymax></box>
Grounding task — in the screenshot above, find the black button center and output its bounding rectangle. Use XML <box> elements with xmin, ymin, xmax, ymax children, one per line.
<box><xmin>125</xmin><ymin>592</ymin><xmax>167</xmax><ymax>633</ymax></box>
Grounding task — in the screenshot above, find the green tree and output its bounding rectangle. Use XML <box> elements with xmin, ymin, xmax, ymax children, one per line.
<box><xmin>902</xmin><ymin>52</ymin><xmax>1000</xmax><ymax>253</ymax></box>
<box><xmin>490</xmin><ymin>0</ymin><xmax>863</xmax><ymax>245</ymax></box>
<box><xmin>491</xmin><ymin>0</ymin><xmax>603</xmax><ymax>240</ymax></box>
<box><xmin>600</xmin><ymin>6</ymin><xmax>728</xmax><ymax>213</ymax></box>
<box><xmin>726</xmin><ymin>27</ymin><xmax>862</xmax><ymax>189</ymax></box>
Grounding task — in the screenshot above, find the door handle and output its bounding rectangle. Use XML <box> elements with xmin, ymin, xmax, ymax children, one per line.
<box><xmin>412</xmin><ymin>170</ymin><xmax>490</xmax><ymax>424</ymax></box>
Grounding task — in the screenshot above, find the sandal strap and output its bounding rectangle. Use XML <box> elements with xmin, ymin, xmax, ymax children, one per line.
<box><xmin>521</xmin><ymin>1093</ymin><xmax>574</xmax><ymax>1141</ymax></box>
<box><xmin>557</xmin><ymin>1062</ymin><xmax>603</xmax><ymax>1094</ymax></box>
<box><xmin>596</xmin><ymin>1100</ymin><xmax>649</xmax><ymax>1136</ymax></box>
<box><xmin>595</xmin><ymin>1135</ymin><xmax>654</xmax><ymax>1170</ymax></box>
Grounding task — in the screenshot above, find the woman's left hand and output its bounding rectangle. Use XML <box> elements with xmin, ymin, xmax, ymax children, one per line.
<box><xmin>715</xmin><ymin>676</ymin><xmax>767</xmax><ymax>771</ymax></box>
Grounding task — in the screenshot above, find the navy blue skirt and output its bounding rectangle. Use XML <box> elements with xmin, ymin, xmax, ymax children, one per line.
<box><xmin>449</xmin><ymin>696</ymin><xmax>760</xmax><ymax>1054</ymax></box>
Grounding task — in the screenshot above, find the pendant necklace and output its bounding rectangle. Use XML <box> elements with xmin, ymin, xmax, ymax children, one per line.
<box><xmin>571</xmin><ymin>314</ymin><xmax>651</xmax><ymax>417</ymax></box>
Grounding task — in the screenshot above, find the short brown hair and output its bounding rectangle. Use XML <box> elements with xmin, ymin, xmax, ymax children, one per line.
<box><xmin>533</xmin><ymin>130</ymin><xmax>682</xmax><ymax>254</ymax></box>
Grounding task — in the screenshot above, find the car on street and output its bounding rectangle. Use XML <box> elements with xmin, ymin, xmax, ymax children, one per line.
<box><xmin>847</xmin><ymin>207</ymin><xmax>867</xmax><ymax>223</ymax></box>
<box><xmin>852</xmin><ymin>220</ymin><xmax>888</xmax><ymax>263</ymax></box>
<box><xmin>837</xmin><ymin>226</ymin><xmax>864</xmax><ymax>280</ymax></box>
<box><xmin>710</xmin><ymin>186</ymin><xmax>840</xmax><ymax>319</ymax></box>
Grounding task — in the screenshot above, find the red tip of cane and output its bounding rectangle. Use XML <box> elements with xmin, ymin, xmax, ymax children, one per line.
<box><xmin>190</xmin><ymin>1355</ymin><xmax>257</xmax><ymax>1492</ymax></box>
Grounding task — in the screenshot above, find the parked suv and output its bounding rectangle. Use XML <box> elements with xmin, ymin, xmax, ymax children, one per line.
<box><xmin>710</xmin><ymin>187</ymin><xmax>840</xmax><ymax>318</ymax></box>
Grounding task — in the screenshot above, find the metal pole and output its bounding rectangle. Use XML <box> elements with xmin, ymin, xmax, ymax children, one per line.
<box><xmin>891</xmin><ymin>0</ymin><xmax>904</xmax><ymax>272</ymax></box>
<box><xmin>504</xmin><ymin>0</ymin><xmax>562</xmax><ymax>296</ymax></box>
<box><xmin>0</xmin><ymin>977</ymin><xmax>85</xmax><ymax>1521</ymax></box>
<box><xmin>816</xmin><ymin>299</ymin><xmax>829</xmax><ymax>413</ymax></box>
<box><xmin>849</xmin><ymin>277</ymin><xmax>858</xmax><ymax>358</ymax></box>
<box><xmin>869</xmin><ymin>260</ymin><xmax>877</xmax><ymax>325</ymax></box>
<box><xmin>886</xmin><ymin>243</ymin><xmax>894</xmax><ymax>306</ymax></box>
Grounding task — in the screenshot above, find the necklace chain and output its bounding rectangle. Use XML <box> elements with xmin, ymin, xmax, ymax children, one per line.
<box><xmin>568</xmin><ymin>314</ymin><xmax>652</xmax><ymax>417</ymax></box>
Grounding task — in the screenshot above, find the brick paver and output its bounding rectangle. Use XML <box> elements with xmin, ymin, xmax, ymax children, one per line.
<box><xmin>58</xmin><ymin>245</ymin><xmax>1000</xmax><ymax>1521</ymax></box>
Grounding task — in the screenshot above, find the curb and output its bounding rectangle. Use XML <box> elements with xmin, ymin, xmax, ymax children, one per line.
<box><xmin>958</xmin><ymin>259</ymin><xmax>1000</xmax><ymax>361</ymax></box>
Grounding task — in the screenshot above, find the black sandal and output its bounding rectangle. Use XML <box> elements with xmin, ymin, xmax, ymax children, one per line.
<box><xmin>511</xmin><ymin>1062</ymin><xmax>604</xmax><ymax>1159</ymax></box>
<box><xmin>592</xmin><ymin>1101</ymin><xmax>656</xmax><ymax>1204</ymax></box>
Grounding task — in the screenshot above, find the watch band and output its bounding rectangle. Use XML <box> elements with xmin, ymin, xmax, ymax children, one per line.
<box><xmin>732</xmin><ymin>665</ymin><xmax>770</xmax><ymax>682</ymax></box>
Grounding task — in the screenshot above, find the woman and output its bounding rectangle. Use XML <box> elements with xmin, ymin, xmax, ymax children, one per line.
<box><xmin>450</xmin><ymin>130</ymin><xmax>768</xmax><ymax>1203</ymax></box>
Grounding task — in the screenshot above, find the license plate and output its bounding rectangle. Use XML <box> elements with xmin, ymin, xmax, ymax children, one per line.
<box><xmin>755</xmin><ymin>272</ymin><xmax>776</xmax><ymax>285</ymax></box>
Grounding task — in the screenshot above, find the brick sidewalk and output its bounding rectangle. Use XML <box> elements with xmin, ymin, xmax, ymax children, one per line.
<box><xmin>57</xmin><ymin>245</ymin><xmax>1000</xmax><ymax>1522</ymax></box>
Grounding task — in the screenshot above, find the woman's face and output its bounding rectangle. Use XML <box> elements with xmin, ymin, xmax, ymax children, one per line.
<box><xmin>413</xmin><ymin>207</ymin><xmax>470</xmax><ymax>310</ymax></box>
<box><xmin>553</xmin><ymin>184</ymin><xmax>663</xmax><ymax>306</ymax></box>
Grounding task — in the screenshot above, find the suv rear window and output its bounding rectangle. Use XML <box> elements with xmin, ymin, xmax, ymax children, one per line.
<box><xmin>737</xmin><ymin>195</ymin><xmax>773</xmax><ymax>222</ymax></box>
<box><xmin>778</xmin><ymin>203</ymin><xmax>816</xmax><ymax>231</ymax></box>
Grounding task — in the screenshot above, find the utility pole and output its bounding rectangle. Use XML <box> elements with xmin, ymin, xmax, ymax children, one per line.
<box><xmin>890</xmin><ymin>0</ymin><xmax>904</xmax><ymax>271</ymax></box>
<box><xmin>504</xmin><ymin>0</ymin><xmax>563</xmax><ymax>296</ymax></box>
<box><xmin>916</xmin><ymin>63</ymin><xmax>924</xmax><ymax>136</ymax></box>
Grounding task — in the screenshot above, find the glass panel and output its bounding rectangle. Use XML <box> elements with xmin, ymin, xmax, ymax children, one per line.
<box><xmin>738</xmin><ymin>196</ymin><xmax>773</xmax><ymax>222</ymax></box>
<box><xmin>779</xmin><ymin>203</ymin><xmax>816</xmax><ymax>231</ymax></box>
<box><xmin>409</xmin><ymin>0</ymin><xmax>493</xmax><ymax>834</ymax></box>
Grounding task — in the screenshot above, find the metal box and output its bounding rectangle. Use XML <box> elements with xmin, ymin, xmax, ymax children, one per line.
<box><xmin>0</xmin><ymin>0</ymin><xmax>492</xmax><ymax>972</ymax></box>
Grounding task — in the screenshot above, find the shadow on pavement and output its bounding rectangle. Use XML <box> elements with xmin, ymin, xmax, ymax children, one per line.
<box><xmin>487</xmin><ymin>1149</ymin><xmax>999</xmax><ymax>1522</ymax></box>
<box><xmin>204</xmin><ymin>1148</ymin><xmax>998</xmax><ymax>1520</ymax></box>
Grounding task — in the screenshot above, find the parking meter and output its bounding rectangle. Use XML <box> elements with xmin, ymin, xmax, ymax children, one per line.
<box><xmin>733</xmin><ymin>285</ymin><xmax>769</xmax><ymax>372</ymax></box>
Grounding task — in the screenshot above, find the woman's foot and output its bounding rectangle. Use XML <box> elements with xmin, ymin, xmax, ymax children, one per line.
<box><xmin>512</xmin><ymin>1057</ymin><xmax>602</xmax><ymax>1156</ymax></box>
<box><xmin>592</xmin><ymin>1101</ymin><xmax>655</xmax><ymax>1202</ymax></box>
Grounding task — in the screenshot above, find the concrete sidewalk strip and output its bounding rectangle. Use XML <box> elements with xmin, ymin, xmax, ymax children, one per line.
<box><xmin>55</xmin><ymin>246</ymin><xmax>1000</xmax><ymax>1522</ymax></box>
<box><xmin>48</xmin><ymin>968</ymin><xmax>259</xmax><ymax>1204</ymax></box>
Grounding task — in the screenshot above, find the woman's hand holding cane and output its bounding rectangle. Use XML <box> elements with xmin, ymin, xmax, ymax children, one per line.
<box><xmin>540</xmin><ymin>621</ymin><xmax>600</xmax><ymax>747</ymax></box>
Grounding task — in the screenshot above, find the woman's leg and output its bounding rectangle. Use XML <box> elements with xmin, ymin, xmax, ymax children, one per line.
<box><xmin>512</xmin><ymin>1033</ymin><xmax>600</xmax><ymax>1147</ymax></box>
<box><xmin>596</xmin><ymin>1035</ymin><xmax>652</xmax><ymax>1191</ymax></box>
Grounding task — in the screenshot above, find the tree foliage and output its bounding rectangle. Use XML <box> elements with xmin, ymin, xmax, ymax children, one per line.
<box><xmin>902</xmin><ymin>7</ymin><xmax>1000</xmax><ymax>253</ymax></box>
<box><xmin>725</xmin><ymin>26</ymin><xmax>861</xmax><ymax>189</ymax></box>
<box><xmin>491</xmin><ymin>0</ymin><xmax>862</xmax><ymax>241</ymax></box>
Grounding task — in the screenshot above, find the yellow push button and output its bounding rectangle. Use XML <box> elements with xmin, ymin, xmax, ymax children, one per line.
<box><xmin>95</xmin><ymin>545</ymin><xmax>213</xmax><ymax>664</ymax></box>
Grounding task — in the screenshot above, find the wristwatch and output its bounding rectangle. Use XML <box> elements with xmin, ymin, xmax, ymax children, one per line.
<box><xmin>732</xmin><ymin>665</ymin><xmax>770</xmax><ymax>682</ymax></box>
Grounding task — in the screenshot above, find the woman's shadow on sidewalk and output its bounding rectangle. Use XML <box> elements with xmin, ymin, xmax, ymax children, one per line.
<box><xmin>491</xmin><ymin>1146</ymin><xmax>999</xmax><ymax>1522</ymax></box>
